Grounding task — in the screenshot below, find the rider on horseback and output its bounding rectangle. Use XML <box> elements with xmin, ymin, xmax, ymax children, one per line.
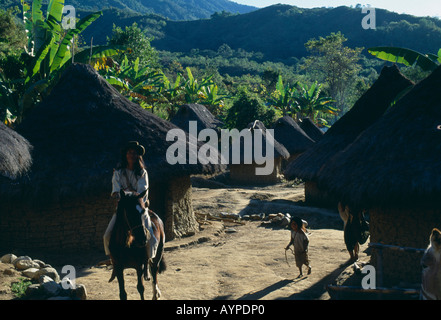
<box><xmin>103</xmin><ymin>141</ymin><xmax>158</xmax><ymax>263</ymax></box>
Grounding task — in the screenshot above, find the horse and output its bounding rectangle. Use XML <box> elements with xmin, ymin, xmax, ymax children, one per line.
<box><xmin>421</xmin><ymin>228</ymin><xmax>441</xmax><ymax>300</ymax></box>
<box><xmin>108</xmin><ymin>189</ymin><xmax>166</xmax><ymax>300</ymax></box>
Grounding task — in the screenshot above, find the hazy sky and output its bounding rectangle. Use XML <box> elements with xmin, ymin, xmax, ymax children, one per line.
<box><xmin>232</xmin><ymin>1</ymin><xmax>441</xmax><ymax>18</ymax></box>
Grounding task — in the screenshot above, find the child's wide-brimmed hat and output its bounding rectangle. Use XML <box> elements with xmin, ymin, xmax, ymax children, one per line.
<box><xmin>122</xmin><ymin>141</ymin><xmax>145</xmax><ymax>156</ymax></box>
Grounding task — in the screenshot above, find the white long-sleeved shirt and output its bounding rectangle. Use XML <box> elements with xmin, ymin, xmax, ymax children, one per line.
<box><xmin>290</xmin><ymin>230</ymin><xmax>309</xmax><ymax>253</ymax></box>
<box><xmin>111</xmin><ymin>168</ymin><xmax>149</xmax><ymax>203</ymax></box>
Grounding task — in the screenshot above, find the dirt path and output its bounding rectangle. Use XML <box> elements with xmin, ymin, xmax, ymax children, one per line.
<box><xmin>0</xmin><ymin>182</ymin><xmax>370</xmax><ymax>300</ymax></box>
<box><xmin>74</xmin><ymin>183</ymin><xmax>369</xmax><ymax>300</ymax></box>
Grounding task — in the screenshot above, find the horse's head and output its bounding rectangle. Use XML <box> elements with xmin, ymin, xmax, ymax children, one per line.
<box><xmin>421</xmin><ymin>228</ymin><xmax>441</xmax><ymax>299</ymax></box>
<box><xmin>117</xmin><ymin>189</ymin><xmax>148</xmax><ymax>249</ymax></box>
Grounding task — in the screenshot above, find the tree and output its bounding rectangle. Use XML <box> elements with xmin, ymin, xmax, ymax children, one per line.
<box><xmin>224</xmin><ymin>87</ymin><xmax>275</xmax><ymax>130</ymax></box>
<box><xmin>301</xmin><ymin>32</ymin><xmax>363</xmax><ymax>112</ymax></box>
<box><xmin>108</xmin><ymin>22</ymin><xmax>158</xmax><ymax>69</ymax></box>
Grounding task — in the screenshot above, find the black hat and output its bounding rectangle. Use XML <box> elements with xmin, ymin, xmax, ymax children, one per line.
<box><xmin>122</xmin><ymin>141</ymin><xmax>145</xmax><ymax>156</ymax></box>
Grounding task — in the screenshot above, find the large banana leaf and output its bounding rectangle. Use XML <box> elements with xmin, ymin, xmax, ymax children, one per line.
<box><xmin>73</xmin><ymin>45</ymin><xmax>123</xmax><ymax>64</ymax></box>
<box><xmin>368</xmin><ymin>46</ymin><xmax>439</xmax><ymax>71</ymax></box>
<box><xmin>50</xmin><ymin>11</ymin><xmax>103</xmax><ymax>73</ymax></box>
<box><xmin>46</xmin><ymin>0</ymin><xmax>64</xmax><ymax>22</ymax></box>
<box><xmin>25</xmin><ymin>33</ymin><xmax>56</xmax><ymax>84</ymax></box>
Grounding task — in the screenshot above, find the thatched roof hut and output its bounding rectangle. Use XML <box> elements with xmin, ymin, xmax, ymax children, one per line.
<box><xmin>171</xmin><ymin>103</ymin><xmax>224</xmax><ymax>135</ymax></box>
<box><xmin>284</xmin><ymin>65</ymin><xmax>414</xmax><ymax>207</ymax></box>
<box><xmin>298</xmin><ymin>117</ymin><xmax>324</xmax><ymax>142</ymax></box>
<box><xmin>272</xmin><ymin>116</ymin><xmax>314</xmax><ymax>157</ymax></box>
<box><xmin>229</xmin><ymin>120</ymin><xmax>290</xmax><ymax>184</ymax></box>
<box><xmin>0</xmin><ymin>123</ymin><xmax>32</xmax><ymax>180</ymax></box>
<box><xmin>0</xmin><ymin>63</ymin><xmax>224</xmax><ymax>252</ymax></box>
<box><xmin>316</xmin><ymin>65</ymin><xmax>441</xmax><ymax>285</ymax></box>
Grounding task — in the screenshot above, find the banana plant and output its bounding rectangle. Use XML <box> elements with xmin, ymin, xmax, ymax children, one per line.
<box><xmin>22</xmin><ymin>0</ymin><xmax>105</xmax><ymax>84</ymax></box>
<box><xmin>292</xmin><ymin>82</ymin><xmax>338</xmax><ymax>123</ymax></box>
<box><xmin>368</xmin><ymin>47</ymin><xmax>441</xmax><ymax>71</ymax></box>
<box><xmin>3</xmin><ymin>0</ymin><xmax>121</xmax><ymax>123</ymax></box>
<box><xmin>267</xmin><ymin>75</ymin><xmax>297</xmax><ymax>116</ymax></box>
<box><xmin>182</xmin><ymin>67</ymin><xmax>215</xmax><ymax>104</ymax></box>
<box><xmin>96</xmin><ymin>56</ymin><xmax>165</xmax><ymax>109</ymax></box>
<box><xmin>200</xmin><ymin>83</ymin><xmax>228</xmax><ymax>108</ymax></box>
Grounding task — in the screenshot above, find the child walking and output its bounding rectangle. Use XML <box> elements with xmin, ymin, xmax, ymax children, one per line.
<box><xmin>285</xmin><ymin>216</ymin><xmax>311</xmax><ymax>278</ymax></box>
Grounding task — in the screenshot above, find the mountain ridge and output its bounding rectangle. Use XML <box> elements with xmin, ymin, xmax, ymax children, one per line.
<box><xmin>0</xmin><ymin>0</ymin><xmax>257</xmax><ymax>20</ymax></box>
<box><xmin>76</xmin><ymin>4</ymin><xmax>441</xmax><ymax>64</ymax></box>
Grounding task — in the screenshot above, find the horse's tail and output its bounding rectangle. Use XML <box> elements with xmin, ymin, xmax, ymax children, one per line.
<box><xmin>157</xmin><ymin>232</ymin><xmax>167</xmax><ymax>274</ymax></box>
<box><xmin>158</xmin><ymin>255</ymin><xmax>167</xmax><ymax>273</ymax></box>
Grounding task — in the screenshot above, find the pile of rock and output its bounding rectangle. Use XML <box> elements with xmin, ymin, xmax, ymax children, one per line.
<box><xmin>242</xmin><ymin>212</ymin><xmax>292</xmax><ymax>227</ymax></box>
<box><xmin>0</xmin><ymin>254</ymin><xmax>87</xmax><ymax>300</ymax></box>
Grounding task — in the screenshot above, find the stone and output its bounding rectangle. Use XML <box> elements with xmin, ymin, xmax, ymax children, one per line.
<box><xmin>70</xmin><ymin>284</ymin><xmax>87</xmax><ymax>300</ymax></box>
<box><xmin>13</xmin><ymin>256</ymin><xmax>40</xmax><ymax>270</ymax></box>
<box><xmin>38</xmin><ymin>267</ymin><xmax>60</xmax><ymax>282</ymax></box>
<box><xmin>33</xmin><ymin>259</ymin><xmax>47</xmax><ymax>268</ymax></box>
<box><xmin>22</xmin><ymin>268</ymin><xmax>41</xmax><ymax>280</ymax></box>
<box><xmin>280</xmin><ymin>216</ymin><xmax>290</xmax><ymax>227</ymax></box>
<box><xmin>39</xmin><ymin>275</ymin><xmax>54</xmax><ymax>284</ymax></box>
<box><xmin>1</xmin><ymin>253</ymin><xmax>17</xmax><ymax>264</ymax></box>
<box><xmin>25</xmin><ymin>284</ymin><xmax>42</xmax><ymax>297</ymax></box>
<box><xmin>225</xmin><ymin>228</ymin><xmax>237</xmax><ymax>233</ymax></box>
<box><xmin>41</xmin><ymin>280</ymin><xmax>62</xmax><ymax>296</ymax></box>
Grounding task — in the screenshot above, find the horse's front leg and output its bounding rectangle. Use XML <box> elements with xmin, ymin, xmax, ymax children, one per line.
<box><xmin>115</xmin><ymin>266</ymin><xmax>127</xmax><ymax>300</ymax></box>
<box><xmin>136</xmin><ymin>267</ymin><xmax>145</xmax><ymax>300</ymax></box>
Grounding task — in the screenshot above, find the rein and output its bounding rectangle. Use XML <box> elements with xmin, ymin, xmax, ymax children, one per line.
<box><xmin>123</xmin><ymin>209</ymin><xmax>147</xmax><ymax>248</ymax></box>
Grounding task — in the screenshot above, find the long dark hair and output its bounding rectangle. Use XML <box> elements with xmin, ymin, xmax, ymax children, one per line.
<box><xmin>116</xmin><ymin>149</ymin><xmax>146</xmax><ymax>177</ymax></box>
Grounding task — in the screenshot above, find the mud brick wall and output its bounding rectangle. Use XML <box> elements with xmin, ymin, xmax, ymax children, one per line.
<box><xmin>165</xmin><ymin>175</ymin><xmax>198</xmax><ymax>239</ymax></box>
<box><xmin>229</xmin><ymin>157</ymin><xmax>283</xmax><ymax>184</ymax></box>
<box><xmin>369</xmin><ymin>208</ymin><xmax>441</xmax><ymax>286</ymax></box>
<box><xmin>0</xmin><ymin>194</ymin><xmax>116</xmax><ymax>252</ymax></box>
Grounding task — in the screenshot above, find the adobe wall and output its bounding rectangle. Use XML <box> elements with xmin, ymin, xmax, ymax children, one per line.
<box><xmin>229</xmin><ymin>157</ymin><xmax>283</xmax><ymax>184</ymax></box>
<box><xmin>0</xmin><ymin>194</ymin><xmax>115</xmax><ymax>253</ymax></box>
<box><xmin>369</xmin><ymin>208</ymin><xmax>441</xmax><ymax>286</ymax></box>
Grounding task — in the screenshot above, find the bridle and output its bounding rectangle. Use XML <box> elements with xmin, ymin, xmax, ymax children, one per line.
<box><xmin>122</xmin><ymin>203</ymin><xmax>147</xmax><ymax>248</ymax></box>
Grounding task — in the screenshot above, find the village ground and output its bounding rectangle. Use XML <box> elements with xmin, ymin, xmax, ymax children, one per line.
<box><xmin>0</xmin><ymin>179</ymin><xmax>373</xmax><ymax>301</ymax></box>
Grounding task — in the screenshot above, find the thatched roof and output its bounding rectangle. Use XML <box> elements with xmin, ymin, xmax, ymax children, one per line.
<box><xmin>298</xmin><ymin>117</ymin><xmax>324</xmax><ymax>142</ymax></box>
<box><xmin>171</xmin><ymin>103</ymin><xmax>224</xmax><ymax>134</ymax></box>
<box><xmin>0</xmin><ymin>63</ymin><xmax>224</xmax><ymax>205</ymax></box>
<box><xmin>0</xmin><ymin>123</ymin><xmax>32</xmax><ymax>180</ymax></box>
<box><xmin>317</xmin><ymin>65</ymin><xmax>441</xmax><ymax>210</ymax></box>
<box><xmin>228</xmin><ymin>120</ymin><xmax>290</xmax><ymax>164</ymax></box>
<box><xmin>284</xmin><ymin>65</ymin><xmax>413</xmax><ymax>181</ymax></box>
<box><xmin>272</xmin><ymin>116</ymin><xmax>314</xmax><ymax>155</ymax></box>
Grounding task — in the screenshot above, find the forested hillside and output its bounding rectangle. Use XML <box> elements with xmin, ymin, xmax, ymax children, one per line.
<box><xmin>71</xmin><ymin>4</ymin><xmax>441</xmax><ymax>65</ymax></box>
<box><xmin>0</xmin><ymin>0</ymin><xmax>256</xmax><ymax>20</ymax></box>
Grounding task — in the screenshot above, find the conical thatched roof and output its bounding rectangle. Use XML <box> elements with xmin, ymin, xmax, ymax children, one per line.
<box><xmin>0</xmin><ymin>123</ymin><xmax>32</xmax><ymax>180</ymax></box>
<box><xmin>171</xmin><ymin>103</ymin><xmax>224</xmax><ymax>134</ymax></box>
<box><xmin>272</xmin><ymin>116</ymin><xmax>314</xmax><ymax>155</ymax></box>
<box><xmin>298</xmin><ymin>117</ymin><xmax>324</xmax><ymax>142</ymax></box>
<box><xmin>0</xmin><ymin>63</ymin><xmax>224</xmax><ymax>205</ymax></box>
<box><xmin>228</xmin><ymin>120</ymin><xmax>290</xmax><ymax>164</ymax></box>
<box><xmin>317</xmin><ymin>65</ymin><xmax>441</xmax><ymax>210</ymax></box>
<box><xmin>284</xmin><ymin>65</ymin><xmax>413</xmax><ymax>181</ymax></box>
